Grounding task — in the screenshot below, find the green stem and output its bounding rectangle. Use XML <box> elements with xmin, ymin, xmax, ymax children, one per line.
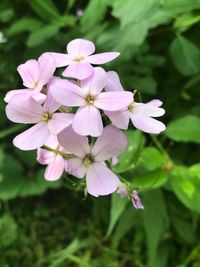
<box><xmin>42</xmin><ymin>145</ymin><xmax>75</xmax><ymax>159</ymax></box>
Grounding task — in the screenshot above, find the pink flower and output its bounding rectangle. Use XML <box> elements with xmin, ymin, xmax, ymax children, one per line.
<box><xmin>4</xmin><ymin>53</ymin><xmax>56</xmax><ymax>103</ymax></box>
<box><xmin>6</xmin><ymin>90</ymin><xmax>74</xmax><ymax>150</ymax></box>
<box><xmin>131</xmin><ymin>190</ymin><xmax>144</xmax><ymax>209</ymax></box>
<box><xmin>106</xmin><ymin>98</ymin><xmax>166</xmax><ymax>134</ymax></box>
<box><xmin>51</xmin><ymin>38</ymin><xmax>120</xmax><ymax>80</ymax></box>
<box><xmin>58</xmin><ymin>125</ymin><xmax>127</xmax><ymax>197</ymax></box>
<box><xmin>37</xmin><ymin>135</ymin><xmax>67</xmax><ymax>181</ymax></box>
<box><xmin>105</xmin><ymin>71</ymin><xmax>124</xmax><ymax>92</ymax></box>
<box><xmin>50</xmin><ymin>67</ymin><xmax>133</xmax><ymax>137</ymax></box>
<box><xmin>117</xmin><ymin>183</ymin><xmax>128</xmax><ymax>198</ymax></box>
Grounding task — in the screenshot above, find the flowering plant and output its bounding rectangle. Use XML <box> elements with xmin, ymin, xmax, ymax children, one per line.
<box><xmin>5</xmin><ymin>38</ymin><xmax>165</xmax><ymax>208</ymax></box>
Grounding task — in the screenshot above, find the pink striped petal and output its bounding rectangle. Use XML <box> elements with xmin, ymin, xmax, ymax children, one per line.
<box><xmin>86</xmin><ymin>162</ymin><xmax>120</xmax><ymax>197</ymax></box>
<box><xmin>105</xmin><ymin>110</ymin><xmax>130</xmax><ymax>130</ymax></box>
<box><xmin>44</xmin><ymin>154</ymin><xmax>65</xmax><ymax>181</ymax></box>
<box><xmin>105</xmin><ymin>71</ymin><xmax>124</xmax><ymax>92</ymax></box>
<box><xmin>72</xmin><ymin>106</ymin><xmax>103</xmax><ymax>137</ymax></box>
<box><xmin>51</xmin><ymin>52</ymin><xmax>72</xmax><ymax>67</ymax></box>
<box><xmin>38</xmin><ymin>52</ymin><xmax>56</xmax><ymax>84</ymax></box>
<box><xmin>58</xmin><ymin>126</ymin><xmax>90</xmax><ymax>158</ymax></box>
<box><xmin>130</xmin><ymin>113</ymin><xmax>166</xmax><ymax>134</ymax></box>
<box><xmin>13</xmin><ymin>122</ymin><xmax>50</xmax><ymax>150</ymax></box>
<box><xmin>95</xmin><ymin>91</ymin><xmax>133</xmax><ymax>111</ymax></box>
<box><xmin>80</xmin><ymin>67</ymin><xmax>106</xmax><ymax>95</ymax></box>
<box><xmin>67</xmin><ymin>158</ymin><xmax>87</xmax><ymax>178</ymax></box>
<box><xmin>17</xmin><ymin>59</ymin><xmax>39</xmax><ymax>89</ymax></box>
<box><xmin>48</xmin><ymin>113</ymin><xmax>73</xmax><ymax>134</ymax></box>
<box><xmin>50</xmin><ymin>78</ymin><xmax>86</xmax><ymax>106</ymax></box>
<box><xmin>87</xmin><ymin>52</ymin><xmax>120</xmax><ymax>64</ymax></box>
<box><xmin>6</xmin><ymin>97</ymin><xmax>43</xmax><ymax>123</ymax></box>
<box><xmin>92</xmin><ymin>125</ymin><xmax>127</xmax><ymax>161</ymax></box>
<box><xmin>67</xmin><ymin>39</ymin><xmax>95</xmax><ymax>57</ymax></box>
<box><xmin>62</xmin><ymin>61</ymin><xmax>94</xmax><ymax>80</ymax></box>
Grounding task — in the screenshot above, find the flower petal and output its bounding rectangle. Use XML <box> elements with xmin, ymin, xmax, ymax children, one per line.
<box><xmin>67</xmin><ymin>158</ymin><xmax>87</xmax><ymax>178</ymax></box>
<box><xmin>95</xmin><ymin>91</ymin><xmax>133</xmax><ymax>111</ymax></box>
<box><xmin>67</xmin><ymin>38</ymin><xmax>95</xmax><ymax>57</ymax></box>
<box><xmin>92</xmin><ymin>125</ymin><xmax>127</xmax><ymax>161</ymax></box>
<box><xmin>147</xmin><ymin>99</ymin><xmax>163</xmax><ymax>107</ymax></box>
<box><xmin>72</xmin><ymin>106</ymin><xmax>103</xmax><ymax>137</ymax></box>
<box><xmin>86</xmin><ymin>162</ymin><xmax>120</xmax><ymax>197</ymax></box>
<box><xmin>51</xmin><ymin>52</ymin><xmax>72</xmax><ymax>67</ymax></box>
<box><xmin>48</xmin><ymin>113</ymin><xmax>74</xmax><ymax>134</ymax></box>
<box><xmin>4</xmin><ymin>89</ymin><xmax>32</xmax><ymax>103</ymax></box>
<box><xmin>44</xmin><ymin>154</ymin><xmax>65</xmax><ymax>181</ymax></box>
<box><xmin>6</xmin><ymin>96</ymin><xmax>43</xmax><ymax>123</ymax></box>
<box><xmin>80</xmin><ymin>67</ymin><xmax>106</xmax><ymax>95</ymax></box>
<box><xmin>87</xmin><ymin>52</ymin><xmax>120</xmax><ymax>64</ymax></box>
<box><xmin>37</xmin><ymin>148</ymin><xmax>54</xmax><ymax>165</ymax></box>
<box><xmin>50</xmin><ymin>78</ymin><xmax>86</xmax><ymax>106</ymax></box>
<box><xmin>62</xmin><ymin>61</ymin><xmax>94</xmax><ymax>80</ymax></box>
<box><xmin>134</xmin><ymin>102</ymin><xmax>165</xmax><ymax>117</ymax></box>
<box><xmin>44</xmin><ymin>88</ymin><xmax>60</xmax><ymax>113</ymax></box>
<box><xmin>17</xmin><ymin>59</ymin><xmax>39</xmax><ymax>89</ymax></box>
<box><xmin>105</xmin><ymin>110</ymin><xmax>130</xmax><ymax>130</ymax></box>
<box><xmin>130</xmin><ymin>113</ymin><xmax>166</xmax><ymax>134</ymax></box>
<box><xmin>58</xmin><ymin>126</ymin><xmax>90</xmax><ymax>157</ymax></box>
<box><xmin>105</xmin><ymin>71</ymin><xmax>124</xmax><ymax>92</ymax></box>
<box><xmin>13</xmin><ymin>122</ymin><xmax>50</xmax><ymax>150</ymax></box>
<box><xmin>38</xmin><ymin>52</ymin><xmax>56</xmax><ymax>84</ymax></box>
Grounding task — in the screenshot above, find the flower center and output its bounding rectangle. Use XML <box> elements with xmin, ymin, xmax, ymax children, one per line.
<box><xmin>41</xmin><ymin>112</ymin><xmax>52</xmax><ymax>122</ymax></box>
<box><xmin>83</xmin><ymin>155</ymin><xmax>94</xmax><ymax>166</ymax></box>
<box><xmin>85</xmin><ymin>95</ymin><xmax>95</xmax><ymax>105</ymax></box>
<box><xmin>128</xmin><ymin>102</ymin><xmax>136</xmax><ymax>111</ymax></box>
<box><xmin>33</xmin><ymin>81</ymin><xmax>39</xmax><ymax>89</ymax></box>
<box><xmin>73</xmin><ymin>56</ymin><xmax>84</xmax><ymax>62</ymax></box>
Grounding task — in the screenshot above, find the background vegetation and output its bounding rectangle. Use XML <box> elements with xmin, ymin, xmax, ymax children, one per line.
<box><xmin>1</xmin><ymin>0</ymin><xmax>200</xmax><ymax>266</ymax></box>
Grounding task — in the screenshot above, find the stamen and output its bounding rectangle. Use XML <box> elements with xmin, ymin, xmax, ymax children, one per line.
<box><xmin>41</xmin><ymin>112</ymin><xmax>52</xmax><ymax>122</ymax></box>
<box><xmin>83</xmin><ymin>155</ymin><xmax>94</xmax><ymax>166</ymax></box>
<box><xmin>73</xmin><ymin>56</ymin><xmax>84</xmax><ymax>62</ymax></box>
<box><xmin>85</xmin><ymin>95</ymin><xmax>95</xmax><ymax>105</ymax></box>
<box><xmin>128</xmin><ymin>102</ymin><xmax>136</xmax><ymax>111</ymax></box>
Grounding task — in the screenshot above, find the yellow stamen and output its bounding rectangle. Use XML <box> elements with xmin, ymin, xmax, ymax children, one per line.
<box><xmin>83</xmin><ymin>155</ymin><xmax>93</xmax><ymax>166</ymax></box>
<box><xmin>73</xmin><ymin>56</ymin><xmax>84</xmax><ymax>62</ymax></box>
<box><xmin>85</xmin><ymin>95</ymin><xmax>95</xmax><ymax>105</ymax></box>
<box><xmin>41</xmin><ymin>112</ymin><xmax>52</xmax><ymax>122</ymax></box>
<box><xmin>128</xmin><ymin>102</ymin><xmax>136</xmax><ymax>111</ymax></box>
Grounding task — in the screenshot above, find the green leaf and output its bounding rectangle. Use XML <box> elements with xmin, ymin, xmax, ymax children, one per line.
<box><xmin>170</xmin><ymin>35</ymin><xmax>200</xmax><ymax>76</ymax></box>
<box><xmin>105</xmin><ymin>193</ymin><xmax>129</xmax><ymax>238</ymax></box>
<box><xmin>27</xmin><ymin>25</ymin><xmax>59</xmax><ymax>47</ymax></box>
<box><xmin>8</xmin><ymin>17</ymin><xmax>43</xmax><ymax>35</ymax></box>
<box><xmin>170</xmin><ymin>166</ymin><xmax>200</xmax><ymax>213</ymax></box>
<box><xmin>0</xmin><ymin>215</ymin><xmax>17</xmax><ymax>248</ymax></box>
<box><xmin>165</xmin><ymin>115</ymin><xmax>200</xmax><ymax>143</ymax></box>
<box><xmin>142</xmin><ymin>190</ymin><xmax>169</xmax><ymax>266</ymax></box>
<box><xmin>131</xmin><ymin>76</ymin><xmax>157</xmax><ymax>94</ymax></box>
<box><xmin>113</xmin><ymin>130</ymin><xmax>145</xmax><ymax>173</ymax></box>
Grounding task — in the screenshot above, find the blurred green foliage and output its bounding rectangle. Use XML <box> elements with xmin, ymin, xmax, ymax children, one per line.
<box><xmin>1</xmin><ymin>0</ymin><xmax>200</xmax><ymax>266</ymax></box>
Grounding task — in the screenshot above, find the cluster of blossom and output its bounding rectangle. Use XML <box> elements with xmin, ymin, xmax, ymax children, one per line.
<box><xmin>5</xmin><ymin>39</ymin><xmax>166</xmax><ymax>208</ymax></box>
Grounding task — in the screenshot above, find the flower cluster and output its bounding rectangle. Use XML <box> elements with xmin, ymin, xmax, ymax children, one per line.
<box><xmin>5</xmin><ymin>39</ymin><xmax>166</xmax><ymax>207</ymax></box>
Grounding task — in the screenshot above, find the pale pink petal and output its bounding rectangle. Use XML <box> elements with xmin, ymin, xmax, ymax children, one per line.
<box><xmin>86</xmin><ymin>162</ymin><xmax>120</xmax><ymax>197</ymax></box>
<box><xmin>67</xmin><ymin>39</ymin><xmax>95</xmax><ymax>57</ymax></box>
<box><xmin>37</xmin><ymin>148</ymin><xmax>54</xmax><ymax>165</ymax></box>
<box><xmin>91</xmin><ymin>125</ymin><xmax>127</xmax><ymax>161</ymax></box>
<box><xmin>17</xmin><ymin>59</ymin><xmax>39</xmax><ymax>88</ymax></box>
<box><xmin>67</xmin><ymin>158</ymin><xmax>87</xmax><ymax>178</ymax></box>
<box><xmin>94</xmin><ymin>91</ymin><xmax>133</xmax><ymax>111</ymax></box>
<box><xmin>105</xmin><ymin>71</ymin><xmax>124</xmax><ymax>92</ymax></box>
<box><xmin>72</xmin><ymin>106</ymin><xmax>103</xmax><ymax>137</ymax></box>
<box><xmin>32</xmin><ymin>92</ymin><xmax>46</xmax><ymax>104</ymax></box>
<box><xmin>51</xmin><ymin>52</ymin><xmax>72</xmax><ymax>67</ymax></box>
<box><xmin>44</xmin><ymin>89</ymin><xmax>60</xmax><ymax>113</ymax></box>
<box><xmin>6</xmin><ymin>97</ymin><xmax>43</xmax><ymax>123</ymax></box>
<box><xmin>80</xmin><ymin>67</ymin><xmax>106</xmax><ymax>95</ymax></box>
<box><xmin>147</xmin><ymin>99</ymin><xmax>163</xmax><ymax>107</ymax></box>
<box><xmin>44</xmin><ymin>154</ymin><xmax>65</xmax><ymax>181</ymax></box>
<box><xmin>45</xmin><ymin>135</ymin><xmax>59</xmax><ymax>148</ymax></box>
<box><xmin>62</xmin><ymin>61</ymin><xmax>94</xmax><ymax>80</ymax></box>
<box><xmin>13</xmin><ymin>122</ymin><xmax>50</xmax><ymax>150</ymax></box>
<box><xmin>130</xmin><ymin>113</ymin><xmax>166</xmax><ymax>134</ymax></box>
<box><xmin>4</xmin><ymin>89</ymin><xmax>32</xmax><ymax>103</ymax></box>
<box><xmin>50</xmin><ymin>78</ymin><xmax>86</xmax><ymax>106</ymax></box>
<box><xmin>105</xmin><ymin>109</ymin><xmax>130</xmax><ymax>130</ymax></box>
<box><xmin>134</xmin><ymin>103</ymin><xmax>165</xmax><ymax>117</ymax></box>
<box><xmin>58</xmin><ymin>126</ymin><xmax>90</xmax><ymax>157</ymax></box>
<box><xmin>48</xmin><ymin>113</ymin><xmax>74</xmax><ymax>134</ymax></box>
<box><xmin>38</xmin><ymin>52</ymin><xmax>56</xmax><ymax>84</ymax></box>
<box><xmin>87</xmin><ymin>52</ymin><xmax>120</xmax><ymax>64</ymax></box>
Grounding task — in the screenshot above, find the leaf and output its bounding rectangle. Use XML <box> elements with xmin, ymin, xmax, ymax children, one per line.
<box><xmin>105</xmin><ymin>193</ymin><xmax>129</xmax><ymax>238</ymax></box>
<box><xmin>113</xmin><ymin>130</ymin><xmax>145</xmax><ymax>173</ymax></box>
<box><xmin>142</xmin><ymin>190</ymin><xmax>169</xmax><ymax>267</ymax></box>
<box><xmin>165</xmin><ymin>115</ymin><xmax>200</xmax><ymax>143</ymax></box>
<box><xmin>8</xmin><ymin>17</ymin><xmax>43</xmax><ymax>35</ymax></box>
<box><xmin>170</xmin><ymin>35</ymin><xmax>200</xmax><ymax>76</ymax></box>
<box><xmin>131</xmin><ymin>76</ymin><xmax>157</xmax><ymax>95</ymax></box>
<box><xmin>27</xmin><ymin>25</ymin><xmax>59</xmax><ymax>47</ymax></box>
<box><xmin>0</xmin><ymin>215</ymin><xmax>17</xmax><ymax>248</ymax></box>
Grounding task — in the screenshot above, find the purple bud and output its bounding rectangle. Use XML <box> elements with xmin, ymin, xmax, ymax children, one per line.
<box><xmin>131</xmin><ymin>190</ymin><xmax>144</xmax><ymax>209</ymax></box>
<box><xmin>112</xmin><ymin>156</ymin><xmax>119</xmax><ymax>166</ymax></box>
<box><xmin>117</xmin><ymin>184</ymin><xmax>128</xmax><ymax>198</ymax></box>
